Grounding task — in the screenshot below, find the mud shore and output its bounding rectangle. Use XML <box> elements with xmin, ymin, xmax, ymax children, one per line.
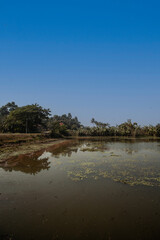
<box><xmin>0</xmin><ymin>134</ymin><xmax>160</xmax><ymax>165</ymax></box>
<box><xmin>0</xmin><ymin>134</ymin><xmax>68</xmax><ymax>163</ymax></box>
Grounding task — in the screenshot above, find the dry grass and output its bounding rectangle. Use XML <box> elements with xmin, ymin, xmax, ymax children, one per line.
<box><xmin>0</xmin><ymin>133</ymin><xmax>48</xmax><ymax>146</ymax></box>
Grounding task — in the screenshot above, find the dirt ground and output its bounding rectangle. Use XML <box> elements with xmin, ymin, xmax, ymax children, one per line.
<box><xmin>0</xmin><ymin>133</ymin><xmax>67</xmax><ymax>162</ymax></box>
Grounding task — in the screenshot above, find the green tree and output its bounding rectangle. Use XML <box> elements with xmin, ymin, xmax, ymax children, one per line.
<box><xmin>156</xmin><ymin>124</ymin><xmax>160</xmax><ymax>137</ymax></box>
<box><xmin>48</xmin><ymin>119</ymin><xmax>69</xmax><ymax>137</ymax></box>
<box><xmin>0</xmin><ymin>102</ymin><xmax>18</xmax><ymax>132</ymax></box>
<box><xmin>52</xmin><ymin>113</ymin><xmax>81</xmax><ymax>130</ymax></box>
<box><xmin>4</xmin><ymin>104</ymin><xmax>51</xmax><ymax>133</ymax></box>
<box><xmin>90</xmin><ymin>118</ymin><xmax>110</xmax><ymax>136</ymax></box>
<box><xmin>118</xmin><ymin>119</ymin><xmax>138</xmax><ymax>137</ymax></box>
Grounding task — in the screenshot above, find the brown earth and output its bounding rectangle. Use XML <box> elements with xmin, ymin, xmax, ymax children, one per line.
<box><xmin>0</xmin><ymin>133</ymin><xmax>68</xmax><ymax>163</ymax></box>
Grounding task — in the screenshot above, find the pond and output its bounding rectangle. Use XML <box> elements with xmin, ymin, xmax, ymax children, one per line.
<box><xmin>1</xmin><ymin>139</ymin><xmax>160</xmax><ymax>239</ymax></box>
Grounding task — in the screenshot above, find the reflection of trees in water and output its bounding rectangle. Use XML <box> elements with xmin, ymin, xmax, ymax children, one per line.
<box><xmin>2</xmin><ymin>139</ymin><xmax>160</xmax><ymax>177</ymax></box>
<box><xmin>46</xmin><ymin>140</ymin><xmax>160</xmax><ymax>187</ymax></box>
<box><xmin>80</xmin><ymin>141</ymin><xmax>110</xmax><ymax>152</ymax></box>
<box><xmin>123</xmin><ymin>142</ymin><xmax>160</xmax><ymax>155</ymax></box>
<box><xmin>1</xmin><ymin>142</ymin><xmax>81</xmax><ymax>174</ymax></box>
<box><xmin>54</xmin><ymin>147</ymin><xmax>78</xmax><ymax>158</ymax></box>
<box><xmin>2</xmin><ymin>154</ymin><xmax>50</xmax><ymax>175</ymax></box>
<box><xmin>47</xmin><ymin>141</ymin><xmax>110</xmax><ymax>158</ymax></box>
<box><xmin>46</xmin><ymin>142</ymin><xmax>80</xmax><ymax>158</ymax></box>
<box><xmin>0</xmin><ymin>141</ymin><xmax>79</xmax><ymax>174</ymax></box>
<box><xmin>2</xmin><ymin>141</ymin><xmax>110</xmax><ymax>175</ymax></box>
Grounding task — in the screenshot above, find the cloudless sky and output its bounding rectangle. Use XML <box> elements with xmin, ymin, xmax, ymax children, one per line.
<box><xmin>0</xmin><ymin>0</ymin><xmax>160</xmax><ymax>126</ymax></box>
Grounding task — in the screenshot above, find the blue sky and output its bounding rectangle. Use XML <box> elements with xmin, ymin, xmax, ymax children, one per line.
<box><xmin>0</xmin><ymin>0</ymin><xmax>160</xmax><ymax>126</ymax></box>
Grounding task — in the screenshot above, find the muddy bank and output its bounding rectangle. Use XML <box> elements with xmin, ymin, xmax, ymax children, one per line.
<box><xmin>0</xmin><ymin>133</ymin><xmax>51</xmax><ymax>146</ymax></box>
<box><xmin>0</xmin><ymin>138</ymin><xmax>71</xmax><ymax>164</ymax></box>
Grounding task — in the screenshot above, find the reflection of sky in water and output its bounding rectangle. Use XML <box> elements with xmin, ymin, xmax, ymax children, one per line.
<box><xmin>36</xmin><ymin>141</ymin><xmax>160</xmax><ymax>187</ymax></box>
<box><xmin>38</xmin><ymin>151</ymin><xmax>52</xmax><ymax>160</ymax></box>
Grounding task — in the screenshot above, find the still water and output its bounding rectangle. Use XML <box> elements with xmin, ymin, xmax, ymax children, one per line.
<box><xmin>1</xmin><ymin>139</ymin><xmax>160</xmax><ymax>240</ymax></box>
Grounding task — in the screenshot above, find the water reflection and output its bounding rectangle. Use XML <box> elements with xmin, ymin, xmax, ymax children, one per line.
<box><xmin>1</xmin><ymin>139</ymin><xmax>160</xmax><ymax>186</ymax></box>
<box><xmin>42</xmin><ymin>140</ymin><xmax>160</xmax><ymax>187</ymax></box>
<box><xmin>1</xmin><ymin>139</ymin><xmax>160</xmax><ymax>240</ymax></box>
<box><xmin>0</xmin><ymin>141</ymin><xmax>79</xmax><ymax>175</ymax></box>
<box><xmin>2</xmin><ymin>153</ymin><xmax>51</xmax><ymax>174</ymax></box>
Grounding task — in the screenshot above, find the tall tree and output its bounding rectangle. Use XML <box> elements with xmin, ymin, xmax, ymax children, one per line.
<box><xmin>51</xmin><ymin>113</ymin><xmax>81</xmax><ymax>130</ymax></box>
<box><xmin>4</xmin><ymin>104</ymin><xmax>51</xmax><ymax>133</ymax></box>
<box><xmin>0</xmin><ymin>102</ymin><xmax>18</xmax><ymax>132</ymax></box>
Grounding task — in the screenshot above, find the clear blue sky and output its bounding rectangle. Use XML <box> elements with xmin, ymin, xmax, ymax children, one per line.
<box><xmin>0</xmin><ymin>0</ymin><xmax>160</xmax><ymax>126</ymax></box>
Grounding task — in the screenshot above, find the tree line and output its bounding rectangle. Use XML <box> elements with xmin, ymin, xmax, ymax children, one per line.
<box><xmin>0</xmin><ymin>102</ymin><xmax>81</xmax><ymax>136</ymax></box>
<box><xmin>78</xmin><ymin>118</ymin><xmax>160</xmax><ymax>137</ymax></box>
<box><xmin>0</xmin><ymin>102</ymin><xmax>160</xmax><ymax>137</ymax></box>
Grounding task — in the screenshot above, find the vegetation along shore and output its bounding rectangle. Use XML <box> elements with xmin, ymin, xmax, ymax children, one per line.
<box><xmin>0</xmin><ymin>102</ymin><xmax>160</xmax><ymax>138</ymax></box>
<box><xmin>1</xmin><ymin>101</ymin><xmax>160</xmax><ymax>163</ymax></box>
